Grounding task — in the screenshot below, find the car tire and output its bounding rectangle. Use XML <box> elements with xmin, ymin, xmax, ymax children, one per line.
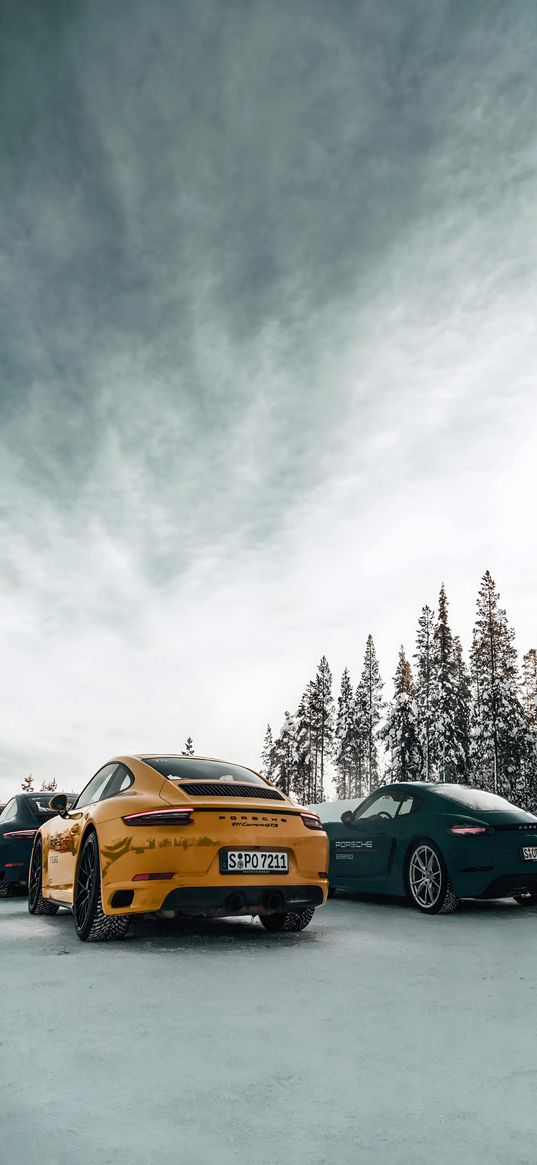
<box><xmin>73</xmin><ymin>830</ymin><xmax>129</xmax><ymax>942</ymax></box>
<box><xmin>259</xmin><ymin>907</ymin><xmax>315</xmax><ymax>932</ymax></box>
<box><xmin>406</xmin><ymin>841</ymin><xmax>459</xmax><ymax>915</ymax></box>
<box><xmin>28</xmin><ymin>840</ymin><xmax>60</xmax><ymax>915</ymax></box>
<box><xmin>0</xmin><ymin>881</ymin><xmax>11</xmax><ymax>898</ymax></box>
<box><xmin>514</xmin><ymin>892</ymin><xmax>537</xmax><ymax>906</ymax></box>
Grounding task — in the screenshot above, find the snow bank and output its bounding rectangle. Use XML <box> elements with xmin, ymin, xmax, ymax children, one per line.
<box><xmin>308</xmin><ymin>796</ymin><xmax>364</xmax><ymax>822</ymax></box>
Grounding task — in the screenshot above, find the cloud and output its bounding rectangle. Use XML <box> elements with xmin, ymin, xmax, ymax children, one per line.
<box><xmin>1</xmin><ymin>1</ymin><xmax>537</xmax><ymax>794</ymax></box>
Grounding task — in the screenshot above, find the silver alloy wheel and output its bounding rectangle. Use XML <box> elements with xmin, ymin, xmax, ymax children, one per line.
<box><xmin>409</xmin><ymin>844</ymin><xmax>442</xmax><ymax>909</ymax></box>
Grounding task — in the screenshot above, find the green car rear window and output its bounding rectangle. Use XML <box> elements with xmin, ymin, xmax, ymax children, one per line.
<box><xmin>434</xmin><ymin>786</ymin><xmax>523</xmax><ymax>813</ymax></box>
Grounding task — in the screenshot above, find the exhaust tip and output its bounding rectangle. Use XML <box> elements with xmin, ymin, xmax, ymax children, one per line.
<box><xmin>226</xmin><ymin>892</ymin><xmax>246</xmax><ymax>913</ymax></box>
<box><xmin>263</xmin><ymin>891</ymin><xmax>285</xmax><ymax>913</ymax></box>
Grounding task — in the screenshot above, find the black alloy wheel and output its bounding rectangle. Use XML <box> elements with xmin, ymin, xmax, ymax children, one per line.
<box><xmin>259</xmin><ymin>907</ymin><xmax>315</xmax><ymax>932</ymax></box>
<box><xmin>28</xmin><ymin>839</ymin><xmax>59</xmax><ymax>915</ymax></box>
<box><xmin>0</xmin><ymin>881</ymin><xmax>11</xmax><ymax>898</ymax></box>
<box><xmin>73</xmin><ymin>831</ymin><xmax>129</xmax><ymax>942</ymax></box>
<box><xmin>406</xmin><ymin>841</ymin><xmax>459</xmax><ymax>915</ymax></box>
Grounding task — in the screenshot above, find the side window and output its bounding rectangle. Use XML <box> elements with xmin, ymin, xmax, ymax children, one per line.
<box><xmin>355</xmin><ymin>792</ymin><xmax>402</xmax><ymax>821</ymax></box>
<box><xmin>397</xmin><ymin>796</ymin><xmax>420</xmax><ymax>816</ymax></box>
<box><xmin>99</xmin><ymin>764</ymin><xmax>134</xmax><ymax>802</ymax></box>
<box><xmin>0</xmin><ymin>798</ymin><xmax>17</xmax><ymax>822</ymax></box>
<box><xmin>74</xmin><ymin>765</ymin><xmax>119</xmax><ymax>810</ymax></box>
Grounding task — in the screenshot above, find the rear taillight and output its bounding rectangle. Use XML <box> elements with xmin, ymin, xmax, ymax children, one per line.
<box><xmin>132</xmin><ymin>872</ymin><xmax>175</xmax><ymax>881</ymax></box>
<box><xmin>300</xmin><ymin>812</ymin><xmax>323</xmax><ymax>831</ymax></box>
<box><xmin>449</xmin><ymin>824</ymin><xmax>491</xmax><ymax>836</ymax></box>
<box><xmin>3</xmin><ymin>829</ymin><xmax>38</xmax><ymax>840</ymax></box>
<box><xmin>122</xmin><ymin>809</ymin><xmax>194</xmax><ymax>826</ymax></box>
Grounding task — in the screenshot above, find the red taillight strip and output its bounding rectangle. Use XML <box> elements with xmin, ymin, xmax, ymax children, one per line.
<box><xmin>449</xmin><ymin>825</ymin><xmax>489</xmax><ymax>835</ymax></box>
<box><xmin>122</xmin><ymin>809</ymin><xmax>194</xmax><ymax>826</ymax></box>
<box><xmin>300</xmin><ymin>812</ymin><xmax>323</xmax><ymax>831</ymax></box>
<box><xmin>3</xmin><ymin>830</ymin><xmax>38</xmax><ymax>839</ymax></box>
<box><xmin>132</xmin><ymin>872</ymin><xmax>175</xmax><ymax>881</ymax></box>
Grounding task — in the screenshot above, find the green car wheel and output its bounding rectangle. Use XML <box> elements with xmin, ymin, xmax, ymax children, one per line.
<box><xmin>406</xmin><ymin>841</ymin><xmax>459</xmax><ymax>915</ymax></box>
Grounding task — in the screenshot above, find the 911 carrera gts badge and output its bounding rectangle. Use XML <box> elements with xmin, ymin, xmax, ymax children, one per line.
<box><xmin>335</xmin><ymin>839</ymin><xmax>374</xmax><ymax>849</ymax></box>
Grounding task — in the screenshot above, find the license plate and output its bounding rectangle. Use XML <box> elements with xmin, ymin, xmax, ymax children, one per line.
<box><xmin>522</xmin><ymin>846</ymin><xmax>537</xmax><ymax>861</ymax></box>
<box><xmin>220</xmin><ymin>849</ymin><xmax>289</xmax><ymax>874</ymax></box>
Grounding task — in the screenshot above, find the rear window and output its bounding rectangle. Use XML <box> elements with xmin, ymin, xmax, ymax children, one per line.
<box><xmin>28</xmin><ymin>794</ymin><xmax>77</xmax><ymax>819</ymax></box>
<box><xmin>433</xmin><ymin>786</ymin><xmax>521</xmax><ymax>813</ymax></box>
<box><xmin>143</xmin><ymin>758</ymin><xmax>268</xmax><ymax>786</ymax></box>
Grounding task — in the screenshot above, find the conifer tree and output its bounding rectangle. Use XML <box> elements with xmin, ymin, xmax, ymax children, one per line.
<box><xmin>430</xmin><ymin>585</ymin><xmax>466</xmax><ymax>782</ymax></box>
<box><xmin>381</xmin><ymin>648</ymin><xmax>422</xmax><ymax>782</ymax></box>
<box><xmin>470</xmin><ymin>571</ymin><xmax>528</xmax><ymax>799</ymax></box>
<box><xmin>333</xmin><ymin>668</ymin><xmax>355</xmax><ymax>799</ymax></box>
<box><xmin>414</xmin><ymin>605</ymin><xmax>435</xmax><ymax>780</ymax></box>
<box><xmin>21</xmin><ymin>774</ymin><xmax>34</xmax><ymax>791</ymax></box>
<box><xmin>40</xmin><ymin>779</ymin><xmax>57</xmax><ymax>791</ymax></box>
<box><xmin>452</xmin><ymin>636</ymin><xmax>471</xmax><ymax>780</ymax></box>
<box><xmin>352</xmin><ymin>679</ymin><xmax>368</xmax><ymax>797</ymax></box>
<box><xmin>181</xmin><ymin>737</ymin><xmax>195</xmax><ymax>756</ymax></box>
<box><xmin>293</xmin><ymin>693</ymin><xmax>312</xmax><ymax>804</ymax></box>
<box><xmin>260</xmin><ymin>724</ymin><xmax>275</xmax><ymax>781</ymax></box>
<box><xmin>358</xmin><ymin>635</ymin><xmax>383</xmax><ymax>794</ymax></box>
<box><xmin>522</xmin><ymin>650</ymin><xmax>537</xmax><ymax>810</ymax></box>
<box><xmin>308</xmin><ymin>657</ymin><xmax>334</xmax><ymax>802</ymax></box>
<box><xmin>271</xmin><ymin>712</ymin><xmax>296</xmax><ymax>796</ymax></box>
<box><xmin>522</xmin><ymin>650</ymin><xmax>537</xmax><ymax>732</ymax></box>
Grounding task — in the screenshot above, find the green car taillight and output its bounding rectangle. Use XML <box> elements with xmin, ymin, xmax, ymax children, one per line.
<box><xmin>448</xmin><ymin>823</ymin><xmax>492</xmax><ymax>836</ymax></box>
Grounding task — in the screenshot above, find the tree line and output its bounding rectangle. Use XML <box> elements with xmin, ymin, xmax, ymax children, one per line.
<box><xmin>260</xmin><ymin>571</ymin><xmax>537</xmax><ymax>812</ymax></box>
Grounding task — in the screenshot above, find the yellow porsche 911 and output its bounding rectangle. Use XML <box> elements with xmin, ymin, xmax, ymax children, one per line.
<box><xmin>28</xmin><ymin>754</ymin><xmax>328</xmax><ymax>942</ymax></box>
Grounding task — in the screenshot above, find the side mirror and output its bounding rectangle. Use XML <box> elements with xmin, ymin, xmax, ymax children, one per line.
<box><xmin>48</xmin><ymin>793</ymin><xmax>68</xmax><ymax>816</ymax></box>
<box><xmin>341</xmin><ymin>810</ymin><xmax>353</xmax><ymax>826</ymax></box>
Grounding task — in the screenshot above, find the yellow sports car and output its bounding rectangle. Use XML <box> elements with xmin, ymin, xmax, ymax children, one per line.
<box><xmin>28</xmin><ymin>754</ymin><xmax>328</xmax><ymax>941</ymax></box>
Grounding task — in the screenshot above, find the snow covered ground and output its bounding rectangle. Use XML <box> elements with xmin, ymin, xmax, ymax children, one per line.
<box><xmin>2</xmin><ymin>894</ymin><xmax>537</xmax><ymax>1164</ymax></box>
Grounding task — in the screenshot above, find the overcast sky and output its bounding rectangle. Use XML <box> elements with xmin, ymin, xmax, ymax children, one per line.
<box><xmin>1</xmin><ymin>0</ymin><xmax>536</xmax><ymax>798</ymax></box>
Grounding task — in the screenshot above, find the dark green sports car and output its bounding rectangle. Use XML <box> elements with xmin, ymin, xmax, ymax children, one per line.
<box><xmin>325</xmin><ymin>782</ymin><xmax>537</xmax><ymax>914</ymax></box>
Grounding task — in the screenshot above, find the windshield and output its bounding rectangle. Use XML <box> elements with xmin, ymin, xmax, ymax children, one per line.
<box><xmin>143</xmin><ymin>757</ymin><xmax>268</xmax><ymax>786</ymax></box>
<box><xmin>433</xmin><ymin>786</ymin><xmax>525</xmax><ymax>813</ymax></box>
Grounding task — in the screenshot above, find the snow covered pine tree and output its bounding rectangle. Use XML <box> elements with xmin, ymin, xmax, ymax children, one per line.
<box><xmin>470</xmin><ymin>571</ymin><xmax>528</xmax><ymax>801</ymax></box>
<box><xmin>381</xmin><ymin>647</ymin><xmax>422</xmax><ymax>782</ymax></box>
<box><xmin>414</xmin><ymin>605</ymin><xmax>435</xmax><ymax>781</ymax></box>
<box><xmin>358</xmin><ymin>635</ymin><xmax>383</xmax><ymax>794</ymax></box>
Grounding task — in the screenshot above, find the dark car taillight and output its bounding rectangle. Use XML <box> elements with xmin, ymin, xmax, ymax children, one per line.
<box><xmin>300</xmin><ymin>812</ymin><xmax>323</xmax><ymax>831</ymax></box>
<box><xmin>122</xmin><ymin>809</ymin><xmax>194</xmax><ymax>826</ymax></box>
<box><xmin>449</xmin><ymin>824</ymin><xmax>492</xmax><ymax>836</ymax></box>
<box><xmin>3</xmin><ymin>829</ymin><xmax>38</xmax><ymax>840</ymax></box>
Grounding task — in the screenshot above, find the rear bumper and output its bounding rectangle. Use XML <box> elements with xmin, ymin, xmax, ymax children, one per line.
<box><xmin>476</xmin><ymin>872</ymin><xmax>537</xmax><ymax>899</ymax></box>
<box><xmin>159</xmin><ymin>883</ymin><xmax>325</xmax><ymax>915</ymax></box>
<box><xmin>451</xmin><ymin>867</ymin><xmax>537</xmax><ymax>899</ymax></box>
<box><xmin>106</xmin><ymin>880</ymin><xmax>327</xmax><ymax>915</ymax></box>
<box><xmin>0</xmin><ymin>863</ymin><xmax>28</xmax><ymax>887</ymax></box>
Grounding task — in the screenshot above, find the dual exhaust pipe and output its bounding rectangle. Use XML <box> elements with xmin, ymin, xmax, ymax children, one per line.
<box><xmin>226</xmin><ymin>890</ymin><xmax>285</xmax><ymax>913</ymax></box>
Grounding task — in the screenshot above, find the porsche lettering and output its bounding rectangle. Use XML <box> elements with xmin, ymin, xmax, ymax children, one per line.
<box><xmin>335</xmin><ymin>839</ymin><xmax>374</xmax><ymax>849</ymax></box>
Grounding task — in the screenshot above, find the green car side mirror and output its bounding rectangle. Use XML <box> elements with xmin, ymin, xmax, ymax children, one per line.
<box><xmin>341</xmin><ymin>810</ymin><xmax>353</xmax><ymax>825</ymax></box>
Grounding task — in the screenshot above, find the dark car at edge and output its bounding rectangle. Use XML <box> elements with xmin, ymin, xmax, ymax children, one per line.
<box><xmin>0</xmin><ymin>792</ymin><xmax>77</xmax><ymax>897</ymax></box>
<box><xmin>325</xmin><ymin>782</ymin><xmax>537</xmax><ymax>913</ymax></box>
